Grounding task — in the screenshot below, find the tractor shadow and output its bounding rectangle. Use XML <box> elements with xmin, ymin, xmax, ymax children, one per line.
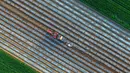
<box><xmin>44</xmin><ymin>33</ymin><xmax>64</xmax><ymax>47</ymax></box>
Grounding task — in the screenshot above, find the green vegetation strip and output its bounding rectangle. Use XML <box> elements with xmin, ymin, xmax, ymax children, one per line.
<box><xmin>0</xmin><ymin>50</ymin><xmax>38</xmax><ymax>73</ymax></box>
<box><xmin>80</xmin><ymin>0</ymin><xmax>130</xmax><ymax>30</ymax></box>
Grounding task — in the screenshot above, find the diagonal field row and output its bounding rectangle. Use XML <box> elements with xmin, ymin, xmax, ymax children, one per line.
<box><xmin>0</xmin><ymin>0</ymin><xmax>130</xmax><ymax>73</ymax></box>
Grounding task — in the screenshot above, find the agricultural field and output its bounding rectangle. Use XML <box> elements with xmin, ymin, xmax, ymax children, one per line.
<box><xmin>0</xmin><ymin>50</ymin><xmax>38</xmax><ymax>73</ymax></box>
<box><xmin>0</xmin><ymin>0</ymin><xmax>130</xmax><ymax>72</ymax></box>
<box><xmin>80</xmin><ymin>0</ymin><xmax>130</xmax><ymax>30</ymax></box>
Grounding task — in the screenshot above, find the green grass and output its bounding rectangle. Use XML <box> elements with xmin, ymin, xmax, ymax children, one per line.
<box><xmin>80</xmin><ymin>0</ymin><xmax>130</xmax><ymax>30</ymax></box>
<box><xmin>0</xmin><ymin>50</ymin><xmax>38</xmax><ymax>73</ymax></box>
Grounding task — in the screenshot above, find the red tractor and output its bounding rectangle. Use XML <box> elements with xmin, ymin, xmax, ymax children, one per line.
<box><xmin>47</xmin><ymin>29</ymin><xmax>64</xmax><ymax>40</ymax></box>
<box><xmin>47</xmin><ymin>29</ymin><xmax>73</xmax><ymax>47</ymax></box>
<box><xmin>47</xmin><ymin>29</ymin><xmax>65</xmax><ymax>41</ymax></box>
<box><xmin>47</xmin><ymin>29</ymin><xmax>58</xmax><ymax>39</ymax></box>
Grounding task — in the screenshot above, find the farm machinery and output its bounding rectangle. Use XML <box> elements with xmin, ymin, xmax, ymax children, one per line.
<box><xmin>47</xmin><ymin>29</ymin><xmax>73</xmax><ymax>47</ymax></box>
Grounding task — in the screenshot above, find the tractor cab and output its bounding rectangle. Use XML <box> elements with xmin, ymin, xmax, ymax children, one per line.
<box><xmin>53</xmin><ymin>32</ymin><xmax>58</xmax><ymax>39</ymax></box>
<box><xmin>47</xmin><ymin>29</ymin><xmax>53</xmax><ymax>35</ymax></box>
